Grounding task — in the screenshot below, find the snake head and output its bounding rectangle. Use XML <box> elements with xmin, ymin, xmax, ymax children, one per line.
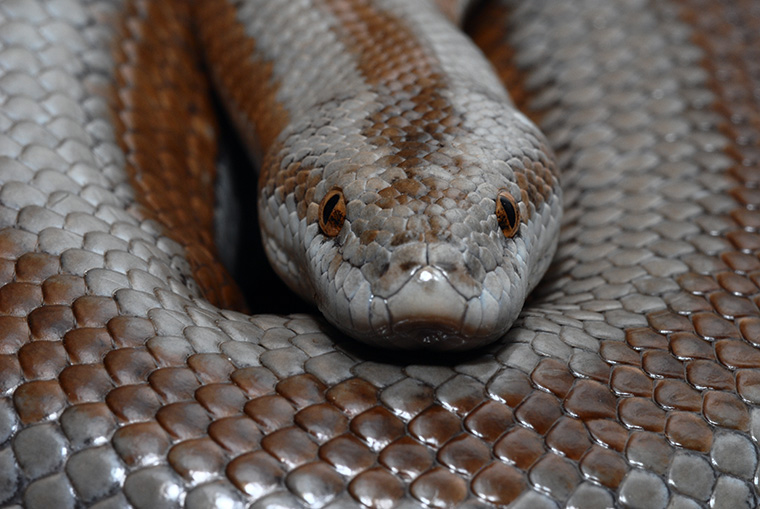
<box><xmin>259</xmin><ymin>93</ymin><xmax>560</xmax><ymax>351</ymax></box>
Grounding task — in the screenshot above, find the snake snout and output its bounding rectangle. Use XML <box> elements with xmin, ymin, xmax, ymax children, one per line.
<box><xmin>381</xmin><ymin>265</ymin><xmax>474</xmax><ymax>350</ymax></box>
<box><xmin>387</xmin><ymin>266</ymin><xmax>465</xmax><ymax>320</ymax></box>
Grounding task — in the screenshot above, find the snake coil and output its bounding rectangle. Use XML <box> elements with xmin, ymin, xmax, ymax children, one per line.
<box><xmin>0</xmin><ymin>0</ymin><xmax>759</xmax><ymax>507</ymax></box>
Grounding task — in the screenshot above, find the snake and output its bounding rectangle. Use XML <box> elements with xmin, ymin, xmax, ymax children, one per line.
<box><xmin>0</xmin><ymin>0</ymin><xmax>758</xmax><ymax>507</ymax></box>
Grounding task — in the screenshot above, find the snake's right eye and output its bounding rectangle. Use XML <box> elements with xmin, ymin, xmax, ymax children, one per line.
<box><xmin>319</xmin><ymin>188</ymin><xmax>346</xmax><ymax>237</ymax></box>
<box><xmin>496</xmin><ymin>190</ymin><xmax>520</xmax><ymax>238</ymax></box>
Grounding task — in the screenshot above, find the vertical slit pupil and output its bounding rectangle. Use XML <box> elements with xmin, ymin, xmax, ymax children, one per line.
<box><xmin>323</xmin><ymin>193</ymin><xmax>340</xmax><ymax>224</ymax></box>
<box><xmin>500</xmin><ymin>196</ymin><xmax>516</xmax><ymax>226</ymax></box>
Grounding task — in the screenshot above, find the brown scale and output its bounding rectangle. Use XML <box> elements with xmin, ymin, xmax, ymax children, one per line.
<box><xmin>112</xmin><ymin>0</ymin><xmax>243</xmax><ymax>310</ymax></box>
<box><xmin>0</xmin><ymin>229</ymin><xmax>96</xmax><ymax>426</ymax></box>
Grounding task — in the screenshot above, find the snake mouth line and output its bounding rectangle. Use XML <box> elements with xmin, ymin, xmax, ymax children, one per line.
<box><xmin>392</xmin><ymin>320</ymin><xmax>467</xmax><ymax>348</ymax></box>
<box><xmin>370</xmin><ymin>311</ymin><xmax>470</xmax><ymax>349</ymax></box>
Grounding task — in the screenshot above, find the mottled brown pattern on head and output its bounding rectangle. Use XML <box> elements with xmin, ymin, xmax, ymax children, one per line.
<box><xmin>260</xmin><ymin>145</ymin><xmax>325</xmax><ymax>227</ymax></box>
<box><xmin>259</xmin><ymin>0</ymin><xmax>476</xmax><ymax>238</ymax></box>
<box><xmin>259</xmin><ymin>0</ymin><xmax>554</xmax><ymax>247</ymax></box>
<box><xmin>316</xmin><ymin>0</ymin><xmax>475</xmax><ymax>244</ymax></box>
<box><xmin>327</xmin><ymin>0</ymin><xmax>557</xmax><ymax>241</ymax></box>
<box><xmin>112</xmin><ymin>0</ymin><xmax>243</xmax><ymax>310</ymax></box>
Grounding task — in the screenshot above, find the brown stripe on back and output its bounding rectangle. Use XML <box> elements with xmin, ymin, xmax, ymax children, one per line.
<box><xmin>193</xmin><ymin>0</ymin><xmax>290</xmax><ymax>160</ymax></box>
<box><xmin>320</xmin><ymin>0</ymin><xmax>463</xmax><ymax>164</ymax></box>
<box><xmin>112</xmin><ymin>0</ymin><xmax>244</xmax><ymax>310</ymax></box>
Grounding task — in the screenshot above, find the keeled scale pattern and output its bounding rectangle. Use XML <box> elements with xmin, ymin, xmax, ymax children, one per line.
<box><xmin>0</xmin><ymin>0</ymin><xmax>759</xmax><ymax>509</ymax></box>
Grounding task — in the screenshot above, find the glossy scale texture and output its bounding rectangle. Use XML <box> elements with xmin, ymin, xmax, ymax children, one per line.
<box><xmin>0</xmin><ymin>0</ymin><xmax>759</xmax><ymax>508</ymax></box>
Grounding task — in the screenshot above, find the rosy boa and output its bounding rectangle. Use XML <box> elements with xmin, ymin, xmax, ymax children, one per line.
<box><xmin>0</xmin><ymin>0</ymin><xmax>759</xmax><ymax>508</ymax></box>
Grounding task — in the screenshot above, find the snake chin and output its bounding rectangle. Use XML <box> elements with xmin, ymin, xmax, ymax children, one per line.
<box><xmin>381</xmin><ymin>321</ymin><xmax>471</xmax><ymax>350</ymax></box>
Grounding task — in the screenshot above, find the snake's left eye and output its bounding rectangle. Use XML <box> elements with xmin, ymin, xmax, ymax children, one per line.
<box><xmin>496</xmin><ymin>190</ymin><xmax>520</xmax><ymax>238</ymax></box>
<box><xmin>319</xmin><ymin>188</ymin><xmax>346</xmax><ymax>237</ymax></box>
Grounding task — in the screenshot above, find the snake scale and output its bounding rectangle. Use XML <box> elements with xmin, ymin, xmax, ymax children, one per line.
<box><xmin>0</xmin><ymin>0</ymin><xmax>759</xmax><ymax>507</ymax></box>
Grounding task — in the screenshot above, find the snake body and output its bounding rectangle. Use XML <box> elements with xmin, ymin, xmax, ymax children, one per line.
<box><xmin>1</xmin><ymin>0</ymin><xmax>759</xmax><ymax>508</ymax></box>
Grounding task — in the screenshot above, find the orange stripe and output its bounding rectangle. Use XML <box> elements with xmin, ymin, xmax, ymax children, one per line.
<box><xmin>113</xmin><ymin>0</ymin><xmax>244</xmax><ymax>310</ymax></box>
<box><xmin>193</xmin><ymin>0</ymin><xmax>290</xmax><ymax>159</ymax></box>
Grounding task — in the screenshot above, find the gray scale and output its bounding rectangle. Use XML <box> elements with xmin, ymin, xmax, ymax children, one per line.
<box><xmin>0</xmin><ymin>0</ymin><xmax>758</xmax><ymax>507</ymax></box>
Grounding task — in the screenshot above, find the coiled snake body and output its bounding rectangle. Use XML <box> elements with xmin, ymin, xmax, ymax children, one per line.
<box><xmin>0</xmin><ymin>0</ymin><xmax>759</xmax><ymax>507</ymax></box>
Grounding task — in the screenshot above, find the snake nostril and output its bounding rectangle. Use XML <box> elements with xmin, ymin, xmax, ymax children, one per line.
<box><xmin>496</xmin><ymin>190</ymin><xmax>520</xmax><ymax>238</ymax></box>
<box><xmin>319</xmin><ymin>188</ymin><xmax>346</xmax><ymax>237</ymax></box>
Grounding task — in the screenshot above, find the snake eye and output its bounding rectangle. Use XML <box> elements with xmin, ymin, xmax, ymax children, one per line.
<box><xmin>496</xmin><ymin>190</ymin><xmax>520</xmax><ymax>238</ymax></box>
<box><xmin>319</xmin><ymin>188</ymin><xmax>346</xmax><ymax>237</ymax></box>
